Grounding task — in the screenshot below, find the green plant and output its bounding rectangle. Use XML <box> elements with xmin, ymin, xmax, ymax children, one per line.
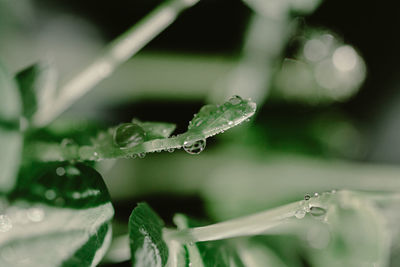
<box><xmin>1</xmin><ymin>0</ymin><xmax>400</xmax><ymax>266</ymax></box>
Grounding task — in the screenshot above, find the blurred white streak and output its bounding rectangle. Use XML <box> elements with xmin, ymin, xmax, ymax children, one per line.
<box><xmin>33</xmin><ymin>0</ymin><xmax>200</xmax><ymax>127</ymax></box>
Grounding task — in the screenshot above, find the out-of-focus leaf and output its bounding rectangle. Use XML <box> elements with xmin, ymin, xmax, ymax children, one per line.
<box><xmin>308</xmin><ymin>191</ymin><xmax>390</xmax><ymax>267</ymax></box>
<box><xmin>0</xmin><ymin>163</ymin><xmax>114</xmax><ymax>267</ymax></box>
<box><xmin>129</xmin><ymin>203</ymin><xmax>169</xmax><ymax>267</ymax></box>
<box><xmin>0</xmin><ymin>63</ymin><xmax>22</xmax><ymax>193</ymax></box>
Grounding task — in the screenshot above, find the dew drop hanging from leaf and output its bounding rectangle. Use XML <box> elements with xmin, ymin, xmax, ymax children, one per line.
<box><xmin>183</xmin><ymin>138</ymin><xmax>206</xmax><ymax>155</ymax></box>
<box><xmin>113</xmin><ymin>123</ymin><xmax>146</xmax><ymax>149</ymax></box>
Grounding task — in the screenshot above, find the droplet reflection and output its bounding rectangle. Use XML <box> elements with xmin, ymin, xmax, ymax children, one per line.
<box><xmin>183</xmin><ymin>138</ymin><xmax>206</xmax><ymax>155</ymax></box>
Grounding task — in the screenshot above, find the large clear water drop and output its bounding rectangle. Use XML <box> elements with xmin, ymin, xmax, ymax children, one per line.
<box><xmin>113</xmin><ymin>123</ymin><xmax>146</xmax><ymax>149</ymax></box>
<box><xmin>183</xmin><ymin>138</ymin><xmax>206</xmax><ymax>155</ymax></box>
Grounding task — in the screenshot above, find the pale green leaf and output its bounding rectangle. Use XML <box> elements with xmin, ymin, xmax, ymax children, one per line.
<box><xmin>0</xmin><ymin>163</ymin><xmax>114</xmax><ymax>267</ymax></box>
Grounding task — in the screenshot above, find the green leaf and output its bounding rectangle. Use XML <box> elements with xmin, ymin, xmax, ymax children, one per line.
<box><xmin>0</xmin><ymin>163</ymin><xmax>114</xmax><ymax>267</ymax></box>
<box><xmin>27</xmin><ymin>96</ymin><xmax>256</xmax><ymax>161</ymax></box>
<box><xmin>307</xmin><ymin>191</ymin><xmax>391</xmax><ymax>267</ymax></box>
<box><xmin>129</xmin><ymin>203</ymin><xmax>169</xmax><ymax>267</ymax></box>
<box><xmin>80</xmin><ymin>96</ymin><xmax>255</xmax><ymax>160</ymax></box>
<box><xmin>0</xmin><ymin>62</ymin><xmax>22</xmax><ymax>193</ymax></box>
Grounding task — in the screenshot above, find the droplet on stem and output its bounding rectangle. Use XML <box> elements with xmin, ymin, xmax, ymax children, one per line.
<box><xmin>56</xmin><ymin>167</ymin><xmax>66</xmax><ymax>176</ymax></box>
<box><xmin>310</xmin><ymin>206</ymin><xmax>326</xmax><ymax>217</ymax></box>
<box><xmin>295</xmin><ymin>209</ymin><xmax>306</xmax><ymax>219</ymax></box>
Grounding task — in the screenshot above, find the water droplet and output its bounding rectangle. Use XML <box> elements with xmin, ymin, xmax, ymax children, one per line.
<box><xmin>314</xmin><ymin>192</ymin><xmax>319</xmax><ymax>198</ymax></box>
<box><xmin>331</xmin><ymin>189</ymin><xmax>337</xmax><ymax>194</ymax></box>
<box><xmin>167</xmin><ymin>148</ymin><xmax>175</xmax><ymax>153</ymax></box>
<box><xmin>228</xmin><ymin>121</ymin><xmax>233</xmax><ymax>126</ymax></box>
<box><xmin>27</xmin><ymin>208</ymin><xmax>44</xmax><ymax>222</ymax></box>
<box><xmin>183</xmin><ymin>138</ymin><xmax>206</xmax><ymax>155</ymax></box>
<box><xmin>138</xmin><ymin>153</ymin><xmax>146</xmax><ymax>158</ymax></box>
<box><xmin>79</xmin><ymin>146</ymin><xmax>98</xmax><ymax>160</ymax></box>
<box><xmin>0</xmin><ymin>215</ymin><xmax>12</xmax><ymax>232</ymax></box>
<box><xmin>304</xmin><ymin>194</ymin><xmax>311</xmax><ymax>201</ymax></box>
<box><xmin>65</xmin><ymin>166</ymin><xmax>81</xmax><ymax>176</ymax></box>
<box><xmin>45</xmin><ymin>189</ymin><xmax>56</xmax><ymax>200</ymax></box>
<box><xmin>295</xmin><ymin>209</ymin><xmax>306</xmax><ymax>219</ymax></box>
<box><xmin>229</xmin><ymin>95</ymin><xmax>242</xmax><ymax>105</ymax></box>
<box><xmin>113</xmin><ymin>123</ymin><xmax>146</xmax><ymax>149</ymax></box>
<box><xmin>310</xmin><ymin>206</ymin><xmax>326</xmax><ymax>217</ymax></box>
<box><xmin>56</xmin><ymin>167</ymin><xmax>65</xmax><ymax>176</ymax></box>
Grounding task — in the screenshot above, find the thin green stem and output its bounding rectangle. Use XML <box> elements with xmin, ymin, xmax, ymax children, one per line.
<box><xmin>33</xmin><ymin>0</ymin><xmax>200</xmax><ymax>127</ymax></box>
<box><xmin>164</xmin><ymin>201</ymin><xmax>306</xmax><ymax>243</ymax></box>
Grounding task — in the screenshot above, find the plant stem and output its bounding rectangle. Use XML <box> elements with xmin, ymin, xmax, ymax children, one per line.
<box><xmin>33</xmin><ymin>0</ymin><xmax>200</xmax><ymax>127</ymax></box>
<box><xmin>164</xmin><ymin>201</ymin><xmax>305</xmax><ymax>243</ymax></box>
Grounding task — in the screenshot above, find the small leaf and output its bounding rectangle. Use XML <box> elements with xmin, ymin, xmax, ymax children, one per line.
<box><xmin>28</xmin><ymin>97</ymin><xmax>256</xmax><ymax>162</ymax></box>
<box><xmin>0</xmin><ymin>163</ymin><xmax>114</xmax><ymax>267</ymax></box>
<box><xmin>129</xmin><ymin>203</ymin><xmax>169</xmax><ymax>267</ymax></box>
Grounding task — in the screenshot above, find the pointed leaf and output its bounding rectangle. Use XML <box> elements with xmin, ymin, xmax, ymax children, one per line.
<box><xmin>129</xmin><ymin>203</ymin><xmax>169</xmax><ymax>267</ymax></box>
